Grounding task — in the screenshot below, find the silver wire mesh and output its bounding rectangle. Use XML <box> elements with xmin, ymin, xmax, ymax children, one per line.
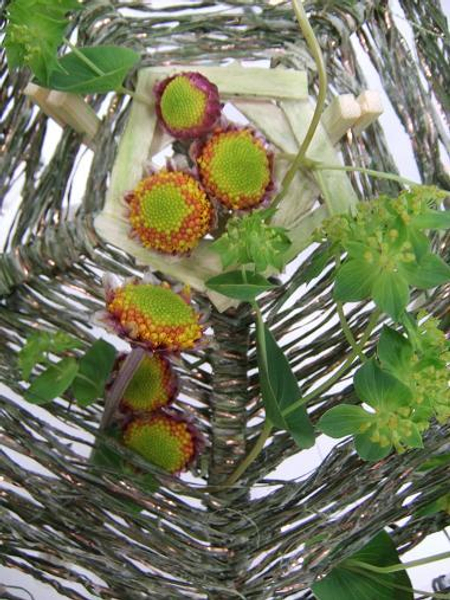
<box><xmin>0</xmin><ymin>1</ymin><xmax>449</xmax><ymax>598</ymax></box>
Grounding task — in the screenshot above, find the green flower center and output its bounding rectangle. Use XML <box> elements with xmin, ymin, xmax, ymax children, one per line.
<box><xmin>124</xmin><ymin>416</ymin><xmax>194</xmax><ymax>472</ymax></box>
<box><xmin>208</xmin><ymin>132</ymin><xmax>269</xmax><ymax>197</ymax></box>
<box><xmin>122</xmin><ymin>355</ymin><xmax>170</xmax><ymax>411</ymax></box>
<box><xmin>160</xmin><ymin>76</ymin><xmax>207</xmax><ymax>129</ymax></box>
<box><xmin>122</xmin><ymin>285</ymin><xmax>196</xmax><ymax>327</ymax></box>
<box><xmin>141</xmin><ymin>183</ymin><xmax>191</xmax><ymax>233</ymax></box>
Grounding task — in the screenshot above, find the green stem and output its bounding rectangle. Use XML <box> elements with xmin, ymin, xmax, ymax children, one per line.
<box><xmin>312</xmin><ymin>162</ymin><xmax>419</xmax><ymax>187</ymax></box>
<box><xmin>220</xmin><ymin>296</ymin><xmax>273</xmax><ymax>486</ymax></box>
<box><xmin>347</xmin><ymin>551</ymin><xmax>450</xmax><ymax>574</ymax></box>
<box><xmin>336</xmin><ymin>301</ymin><xmax>366</xmax><ymax>361</ymax></box>
<box><xmin>334</xmin><ymin>254</ymin><xmax>366</xmax><ymax>361</ymax></box>
<box><xmin>347</xmin><ymin>564</ymin><xmax>450</xmax><ymax>599</ymax></box>
<box><xmin>64</xmin><ymin>38</ymin><xmax>104</xmax><ymax>76</ymax></box>
<box><xmin>220</xmin><ymin>302</ymin><xmax>379</xmax><ymax>484</ymax></box>
<box><xmin>282</xmin><ymin>308</ymin><xmax>380</xmax><ymax>417</ymax></box>
<box><xmin>222</xmin><ymin>420</ymin><xmax>273</xmax><ymax>487</ymax></box>
<box><xmin>272</xmin><ymin>0</ymin><xmax>327</xmax><ymax>209</ymax></box>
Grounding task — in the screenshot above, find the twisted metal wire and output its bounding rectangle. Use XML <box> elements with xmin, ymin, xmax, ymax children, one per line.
<box><xmin>0</xmin><ymin>1</ymin><xmax>449</xmax><ymax>598</ymax></box>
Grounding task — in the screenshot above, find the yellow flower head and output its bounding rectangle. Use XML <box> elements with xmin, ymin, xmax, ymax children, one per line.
<box><xmin>126</xmin><ymin>170</ymin><xmax>213</xmax><ymax>255</ymax></box>
<box><xmin>120</xmin><ymin>353</ymin><xmax>178</xmax><ymax>413</ymax></box>
<box><xmin>155</xmin><ymin>71</ymin><xmax>221</xmax><ymax>139</ymax></box>
<box><xmin>196</xmin><ymin>127</ymin><xmax>274</xmax><ymax>210</ymax></box>
<box><xmin>123</xmin><ymin>413</ymin><xmax>199</xmax><ymax>473</ymax></box>
<box><xmin>106</xmin><ymin>280</ymin><xmax>203</xmax><ymax>352</ymax></box>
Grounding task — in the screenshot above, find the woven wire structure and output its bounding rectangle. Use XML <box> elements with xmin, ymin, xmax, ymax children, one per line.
<box><xmin>0</xmin><ymin>1</ymin><xmax>449</xmax><ymax>598</ymax></box>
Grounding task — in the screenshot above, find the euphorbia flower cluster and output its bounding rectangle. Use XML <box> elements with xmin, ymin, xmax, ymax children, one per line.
<box><xmin>318</xmin><ymin>312</ymin><xmax>450</xmax><ymax>461</ymax></box>
<box><xmin>126</xmin><ymin>71</ymin><xmax>276</xmax><ymax>256</ymax></box>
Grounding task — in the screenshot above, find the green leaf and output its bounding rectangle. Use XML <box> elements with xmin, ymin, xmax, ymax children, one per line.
<box><xmin>256</xmin><ymin>321</ymin><xmax>314</xmax><ymax>448</ymax></box>
<box><xmin>411</xmin><ymin>209</ymin><xmax>450</xmax><ymax>230</ymax></box>
<box><xmin>72</xmin><ymin>339</ymin><xmax>117</xmax><ymax>406</ymax></box>
<box><xmin>406</xmin><ymin>228</ymin><xmax>430</xmax><ymax>260</ymax></box>
<box><xmin>206</xmin><ymin>271</ymin><xmax>277</xmax><ymax>301</ymax></box>
<box><xmin>377</xmin><ymin>326</ymin><xmax>413</xmax><ymax>379</ymax></box>
<box><xmin>318</xmin><ymin>405</ymin><xmax>372</xmax><ymax>438</ymax></box>
<box><xmin>417</xmin><ymin>452</ymin><xmax>450</xmax><ymax>472</ymax></box>
<box><xmin>334</xmin><ymin>259</ymin><xmax>378</xmax><ymax>302</ymax></box>
<box><xmin>372</xmin><ymin>270</ymin><xmax>409</xmax><ymax>321</ymax></box>
<box><xmin>211</xmin><ymin>209</ymin><xmax>291</xmax><ymax>273</ymax></box>
<box><xmin>212</xmin><ymin>235</ymin><xmax>240</xmax><ymax>269</ymax></box>
<box><xmin>402</xmin><ymin>422</ymin><xmax>424</xmax><ymax>449</ymax></box>
<box><xmin>18</xmin><ymin>331</ymin><xmax>82</xmax><ymax>380</ymax></box>
<box><xmin>400</xmin><ymin>252</ymin><xmax>450</xmax><ymax>289</ymax></box>
<box><xmin>416</xmin><ymin>494</ymin><xmax>450</xmax><ymax>517</ymax></box>
<box><xmin>18</xmin><ymin>332</ymin><xmax>52</xmax><ymax>381</ymax></box>
<box><xmin>47</xmin><ymin>46</ymin><xmax>140</xmax><ymax>93</ymax></box>
<box><xmin>301</xmin><ymin>244</ymin><xmax>336</xmax><ymax>284</ymax></box>
<box><xmin>25</xmin><ymin>357</ymin><xmax>79</xmax><ymax>404</ymax></box>
<box><xmin>50</xmin><ymin>331</ymin><xmax>84</xmax><ymax>353</ymax></box>
<box><xmin>312</xmin><ymin>531</ymin><xmax>413</xmax><ymax>600</ymax></box>
<box><xmin>4</xmin><ymin>0</ymin><xmax>80</xmax><ymax>85</ymax></box>
<box><xmin>345</xmin><ymin>241</ymin><xmax>370</xmax><ymax>260</ymax></box>
<box><xmin>354</xmin><ymin>431</ymin><xmax>392</xmax><ymax>462</ymax></box>
<box><xmin>354</xmin><ymin>359</ymin><xmax>412</xmax><ymax>410</ymax></box>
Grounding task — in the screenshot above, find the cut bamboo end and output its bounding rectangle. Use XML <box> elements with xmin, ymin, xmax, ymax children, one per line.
<box><xmin>321</xmin><ymin>94</ymin><xmax>362</xmax><ymax>144</ymax></box>
<box><xmin>24</xmin><ymin>83</ymin><xmax>101</xmax><ymax>145</ymax></box>
<box><xmin>353</xmin><ymin>90</ymin><xmax>383</xmax><ymax>135</ymax></box>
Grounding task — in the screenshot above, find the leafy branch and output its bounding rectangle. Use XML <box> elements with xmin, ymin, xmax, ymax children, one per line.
<box><xmin>19</xmin><ymin>332</ymin><xmax>117</xmax><ymax>406</ymax></box>
<box><xmin>3</xmin><ymin>0</ymin><xmax>141</xmax><ymax>96</ymax></box>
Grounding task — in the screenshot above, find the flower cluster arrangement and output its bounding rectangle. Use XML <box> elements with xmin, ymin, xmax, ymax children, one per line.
<box><xmin>124</xmin><ymin>71</ymin><xmax>276</xmax><ymax>258</ymax></box>
<box><xmin>117</xmin><ymin>352</ymin><xmax>200</xmax><ymax>474</ymax></box>
<box><xmin>100</xmin><ymin>275</ymin><xmax>205</xmax><ymax>473</ymax></box>
<box><xmin>6</xmin><ymin>0</ymin><xmax>450</xmax><ymax>595</ymax></box>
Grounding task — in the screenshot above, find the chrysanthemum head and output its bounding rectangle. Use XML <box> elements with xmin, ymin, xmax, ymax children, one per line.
<box><xmin>105</xmin><ymin>280</ymin><xmax>204</xmax><ymax>352</ymax></box>
<box><xmin>196</xmin><ymin>127</ymin><xmax>274</xmax><ymax>210</ymax></box>
<box><xmin>123</xmin><ymin>412</ymin><xmax>200</xmax><ymax>473</ymax></box>
<box><xmin>126</xmin><ymin>170</ymin><xmax>213</xmax><ymax>255</ymax></box>
<box><xmin>120</xmin><ymin>353</ymin><xmax>178</xmax><ymax>413</ymax></box>
<box><xmin>155</xmin><ymin>71</ymin><xmax>221</xmax><ymax>139</ymax></box>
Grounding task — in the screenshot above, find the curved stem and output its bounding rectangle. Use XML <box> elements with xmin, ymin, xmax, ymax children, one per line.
<box><xmin>117</xmin><ymin>86</ymin><xmax>152</xmax><ymax>106</ymax></box>
<box><xmin>219</xmin><ymin>295</ymin><xmax>272</xmax><ymax>487</ymax></box>
<box><xmin>336</xmin><ymin>301</ymin><xmax>366</xmax><ymax>361</ymax></box>
<box><xmin>282</xmin><ymin>308</ymin><xmax>381</xmax><ymax>417</ymax></box>
<box><xmin>272</xmin><ymin>0</ymin><xmax>327</xmax><ymax>209</ymax></box>
<box><xmin>347</xmin><ymin>551</ymin><xmax>450</xmax><ymax>574</ymax></box>
<box><xmin>220</xmin><ymin>303</ymin><xmax>379</xmax><ymax>484</ymax></box>
<box><xmin>334</xmin><ymin>254</ymin><xmax>366</xmax><ymax>362</ymax></box>
<box><xmin>101</xmin><ymin>347</ymin><xmax>146</xmax><ymax>429</ymax></box>
<box><xmin>312</xmin><ymin>162</ymin><xmax>419</xmax><ymax>187</ymax></box>
<box><xmin>347</xmin><ymin>564</ymin><xmax>450</xmax><ymax>599</ymax></box>
<box><xmin>222</xmin><ymin>421</ymin><xmax>273</xmax><ymax>487</ymax></box>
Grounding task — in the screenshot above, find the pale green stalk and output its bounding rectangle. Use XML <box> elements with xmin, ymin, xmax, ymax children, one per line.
<box><xmin>282</xmin><ymin>308</ymin><xmax>380</xmax><ymax>417</ymax></box>
<box><xmin>272</xmin><ymin>0</ymin><xmax>327</xmax><ymax>208</ymax></box>
<box><xmin>347</xmin><ymin>551</ymin><xmax>450</xmax><ymax>574</ymax></box>
<box><xmin>222</xmin><ymin>421</ymin><xmax>273</xmax><ymax>487</ymax></box>
<box><xmin>335</xmin><ymin>254</ymin><xmax>366</xmax><ymax>361</ymax></box>
<box><xmin>312</xmin><ymin>162</ymin><xmax>419</xmax><ymax>187</ymax></box>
